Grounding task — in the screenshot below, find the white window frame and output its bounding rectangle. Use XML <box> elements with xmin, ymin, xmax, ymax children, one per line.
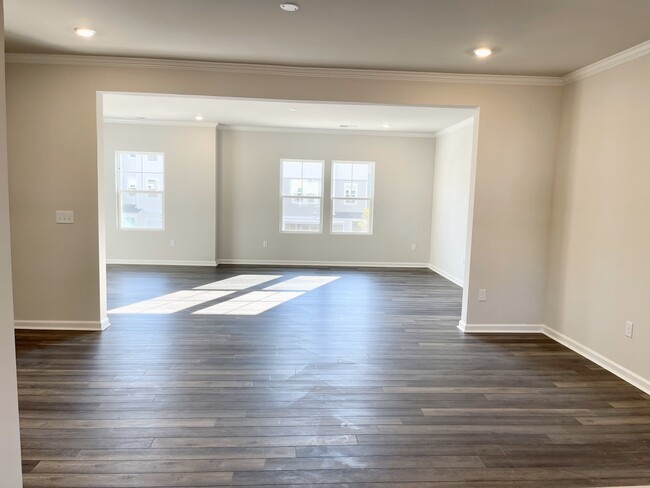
<box><xmin>116</xmin><ymin>151</ymin><xmax>165</xmax><ymax>231</ymax></box>
<box><xmin>331</xmin><ymin>160</ymin><xmax>375</xmax><ymax>235</ymax></box>
<box><xmin>279</xmin><ymin>159</ymin><xmax>324</xmax><ymax>234</ymax></box>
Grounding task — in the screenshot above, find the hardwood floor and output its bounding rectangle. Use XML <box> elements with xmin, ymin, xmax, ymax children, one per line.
<box><xmin>14</xmin><ymin>265</ymin><xmax>650</xmax><ymax>487</ymax></box>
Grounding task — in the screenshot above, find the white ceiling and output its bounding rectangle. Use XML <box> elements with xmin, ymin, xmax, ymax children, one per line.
<box><xmin>102</xmin><ymin>94</ymin><xmax>476</xmax><ymax>134</ymax></box>
<box><xmin>5</xmin><ymin>0</ymin><xmax>650</xmax><ymax>77</ymax></box>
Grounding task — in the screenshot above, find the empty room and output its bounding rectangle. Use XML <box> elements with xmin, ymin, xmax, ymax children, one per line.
<box><xmin>1</xmin><ymin>1</ymin><xmax>649</xmax><ymax>487</ymax></box>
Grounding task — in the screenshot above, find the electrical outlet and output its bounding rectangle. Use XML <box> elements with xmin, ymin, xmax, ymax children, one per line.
<box><xmin>170</xmin><ymin>239</ymin><xmax>176</xmax><ymax>247</ymax></box>
<box><xmin>263</xmin><ymin>240</ymin><xmax>268</xmax><ymax>248</ymax></box>
<box><xmin>478</xmin><ymin>289</ymin><xmax>487</xmax><ymax>301</ymax></box>
<box><xmin>625</xmin><ymin>321</ymin><xmax>634</xmax><ymax>338</ymax></box>
<box><xmin>55</xmin><ymin>210</ymin><xmax>74</xmax><ymax>224</ymax></box>
<box><xmin>410</xmin><ymin>243</ymin><xmax>417</xmax><ymax>251</ymax></box>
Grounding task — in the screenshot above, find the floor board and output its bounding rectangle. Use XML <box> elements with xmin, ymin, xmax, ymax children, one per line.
<box><xmin>14</xmin><ymin>264</ymin><xmax>650</xmax><ymax>487</ymax></box>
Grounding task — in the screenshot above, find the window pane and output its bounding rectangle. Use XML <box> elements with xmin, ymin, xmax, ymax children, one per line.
<box><xmin>143</xmin><ymin>173</ymin><xmax>164</xmax><ymax>191</ymax></box>
<box><xmin>281</xmin><ymin>161</ymin><xmax>302</xmax><ymax>195</ymax></box>
<box><xmin>303</xmin><ymin>162</ymin><xmax>322</xmax><ymax>180</ymax></box>
<box><xmin>286</xmin><ymin>177</ymin><xmax>304</xmax><ymax>197</ymax></box>
<box><xmin>142</xmin><ymin>154</ymin><xmax>164</xmax><ymax>173</ymax></box>
<box><xmin>333</xmin><ymin>162</ymin><xmax>352</xmax><ymax>182</ymax></box>
<box><xmin>120</xmin><ymin>172</ymin><xmax>142</xmax><ymax>191</ymax></box>
<box><xmin>302</xmin><ymin>178</ymin><xmax>322</xmax><ymax>197</ymax></box>
<box><xmin>281</xmin><ymin>160</ymin><xmax>322</xmax><ymax>197</ymax></box>
<box><xmin>332</xmin><ymin>161</ymin><xmax>374</xmax><ymax>198</ymax></box>
<box><xmin>282</xmin><ymin>197</ymin><xmax>321</xmax><ymax>233</ymax></box>
<box><xmin>119</xmin><ymin>153</ymin><xmax>141</xmax><ymax>173</ymax></box>
<box><xmin>332</xmin><ymin>198</ymin><xmax>372</xmax><ymax>234</ymax></box>
<box><xmin>120</xmin><ymin>192</ymin><xmax>164</xmax><ymax>229</ymax></box>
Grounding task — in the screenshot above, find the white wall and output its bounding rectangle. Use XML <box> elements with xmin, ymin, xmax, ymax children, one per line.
<box><xmin>5</xmin><ymin>59</ymin><xmax>561</xmax><ymax>329</ymax></box>
<box><xmin>0</xmin><ymin>1</ymin><xmax>24</xmax><ymax>483</ymax></box>
<box><xmin>546</xmin><ymin>53</ymin><xmax>650</xmax><ymax>382</ymax></box>
<box><xmin>103</xmin><ymin>123</ymin><xmax>217</xmax><ymax>265</ymax></box>
<box><xmin>218</xmin><ymin>129</ymin><xmax>435</xmax><ymax>265</ymax></box>
<box><xmin>429</xmin><ymin>119</ymin><xmax>474</xmax><ymax>286</ymax></box>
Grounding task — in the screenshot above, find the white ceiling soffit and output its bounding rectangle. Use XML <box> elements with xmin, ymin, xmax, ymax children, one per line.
<box><xmin>5</xmin><ymin>0</ymin><xmax>650</xmax><ymax>77</ymax></box>
<box><xmin>102</xmin><ymin>94</ymin><xmax>477</xmax><ymax>135</ymax></box>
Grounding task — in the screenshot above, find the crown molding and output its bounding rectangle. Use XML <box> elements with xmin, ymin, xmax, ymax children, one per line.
<box><xmin>5</xmin><ymin>53</ymin><xmax>563</xmax><ymax>87</ymax></box>
<box><xmin>103</xmin><ymin>117</ymin><xmax>219</xmax><ymax>128</ymax></box>
<box><xmin>562</xmin><ymin>40</ymin><xmax>650</xmax><ymax>85</ymax></box>
<box><xmin>434</xmin><ymin>116</ymin><xmax>474</xmax><ymax>137</ymax></box>
<box><xmin>219</xmin><ymin>124</ymin><xmax>435</xmax><ymax>138</ymax></box>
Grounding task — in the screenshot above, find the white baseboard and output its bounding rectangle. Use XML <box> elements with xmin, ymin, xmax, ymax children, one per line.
<box><xmin>107</xmin><ymin>259</ymin><xmax>218</xmax><ymax>266</ymax></box>
<box><xmin>458</xmin><ymin>321</ymin><xmax>650</xmax><ymax>395</ymax></box>
<box><xmin>428</xmin><ymin>264</ymin><xmax>464</xmax><ymax>287</ymax></box>
<box><xmin>543</xmin><ymin>326</ymin><xmax>650</xmax><ymax>396</ymax></box>
<box><xmin>14</xmin><ymin>319</ymin><xmax>110</xmax><ymax>331</ymax></box>
<box><xmin>458</xmin><ymin>322</ymin><xmax>544</xmax><ymax>333</ymax></box>
<box><xmin>217</xmin><ymin>259</ymin><xmax>430</xmax><ymax>268</ymax></box>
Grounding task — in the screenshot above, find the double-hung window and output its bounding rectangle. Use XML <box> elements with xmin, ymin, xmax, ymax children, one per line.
<box><xmin>116</xmin><ymin>151</ymin><xmax>165</xmax><ymax>230</ymax></box>
<box><xmin>331</xmin><ymin>161</ymin><xmax>375</xmax><ymax>234</ymax></box>
<box><xmin>280</xmin><ymin>159</ymin><xmax>324</xmax><ymax>233</ymax></box>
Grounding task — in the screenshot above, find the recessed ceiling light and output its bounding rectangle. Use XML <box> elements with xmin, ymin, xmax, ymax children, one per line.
<box><xmin>339</xmin><ymin>124</ymin><xmax>357</xmax><ymax>128</ymax></box>
<box><xmin>382</xmin><ymin>123</ymin><xmax>392</xmax><ymax>129</ymax></box>
<box><xmin>289</xmin><ymin>108</ymin><xmax>297</xmax><ymax>112</ymax></box>
<box><xmin>280</xmin><ymin>3</ymin><xmax>300</xmax><ymax>12</ymax></box>
<box><xmin>195</xmin><ymin>114</ymin><xmax>204</xmax><ymax>121</ymax></box>
<box><xmin>473</xmin><ymin>47</ymin><xmax>493</xmax><ymax>58</ymax></box>
<box><xmin>74</xmin><ymin>27</ymin><xmax>96</xmax><ymax>38</ymax></box>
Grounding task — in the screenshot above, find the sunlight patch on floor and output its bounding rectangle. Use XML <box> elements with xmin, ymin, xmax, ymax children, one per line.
<box><xmin>194</xmin><ymin>274</ymin><xmax>282</xmax><ymax>290</ymax></box>
<box><xmin>108</xmin><ymin>275</ymin><xmax>339</xmax><ymax>315</ymax></box>
<box><xmin>108</xmin><ymin>290</ymin><xmax>235</xmax><ymax>314</ymax></box>
<box><xmin>192</xmin><ymin>291</ymin><xmax>305</xmax><ymax>316</ymax></box>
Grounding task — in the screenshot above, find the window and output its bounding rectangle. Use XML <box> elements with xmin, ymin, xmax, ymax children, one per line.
<box><xmin>331</xmin><ymin>161</ymin><xmax>375</xmax><ymax>234</ymax></box>
<box><xmin>280</xmin><ymin>160</ymin><xmax>324</xmax><ymax>233</ymax></box>
<box><xmin>116</xmin><ymin>152</ymin><xmax>164</xmax><ymax>230</ymax></box>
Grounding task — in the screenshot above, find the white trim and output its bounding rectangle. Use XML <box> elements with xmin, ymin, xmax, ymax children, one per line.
<box><xmin>14</xmin><ymin>319</ymin><xmax>110</xmax><ymax>331</ymax></box>
<box><xmin>428</xmin><ymin>264</ymin><xmax>464</xmax><ymax>287</ymax></box>
<box><xmin>217</xmin><ymin>259</ymin><xmax>429</xmax><ymax>268</ymax></box>
<box><xmin>543</xmin><ymin>326</ymin><xmax>650</xmax><ymax>396</ymax></box>
<box><xmin>5</xmin><ymin>53</ymin><xmax>562</xmax><ymax>87</ymax></box>
<box><xmin>8</xmin><ymin>42</ymin><xmax>650</xmax><ymax>88</ymax></box>
<box><xmin>104</xmin><ymin>118</ymin><xmax>219</xmax><ymax>128</ymax></box>
<box><xmin>434</xmin><ymin>117</ymin><xmax>474</xmax><ymax>137</ymax></box>
<box><xmin>221</xmin><ymin>125</ymin><xmax>436</xmax><ymax>138</ymax></box>
<box><xmin>107</xmin><ymin>259</ymin><xmax>218</xmax><ymax>266</ymax></box>
<box><xmin>563</xmin><ymin>40</ymin><xmax>650</xmax><ymax>85</ymax></box>
<box><xmin>459</xmin><ymin>323</ymin><xmax>545</xmax><ymax>333</ymax></box>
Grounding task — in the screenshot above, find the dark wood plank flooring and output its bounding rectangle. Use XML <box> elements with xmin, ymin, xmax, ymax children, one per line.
<box><xmin>14</xmin><ymin>265</ymin><xmax>650</xmax><ymax>487</ymax></box>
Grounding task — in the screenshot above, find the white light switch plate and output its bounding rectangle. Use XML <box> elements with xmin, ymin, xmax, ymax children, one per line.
<box><xmin>55</xmin><ymin>210</ymin><xmax>74</xmax><ymax>224</ymax></box>
<box><xmin>478</xmin><ymin>289</ymin><xmax>487</xmax><ymax>301</ymax></box>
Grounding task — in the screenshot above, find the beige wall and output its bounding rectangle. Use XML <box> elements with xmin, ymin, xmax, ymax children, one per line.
<box><xmin>429</xmin><ymin>120</ymin><xmax>474</xmax><ymax>286</ymax></box>
<box><xmin>219</xmin><ymin>129</ymin><xmax>435</xmax><ymax>264</ymax></box>
<box><xmin>6</xmin><ymin>60</ymin><xmax>561</xmax><ymax>328</ymax></box>
<box><xmin>0</xmin><ymin>1</ymin><xmax>24</xmax><ymax>483</ymax></box>
<box><xmin>103</xmin><ymin>122</ymin><xmax>217</xmax><ymax>264</ymax></box>
<box><xmin>546</xmin><ymin>54</ymin><xmax>650</xmax><ymax>379</ymax></box>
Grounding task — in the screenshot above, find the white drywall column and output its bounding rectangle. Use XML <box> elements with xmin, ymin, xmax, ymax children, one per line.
<box><xmin>0</xmin><ymin>0</ymin><xmax>25</xmax><ymax>483</ymax></box>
